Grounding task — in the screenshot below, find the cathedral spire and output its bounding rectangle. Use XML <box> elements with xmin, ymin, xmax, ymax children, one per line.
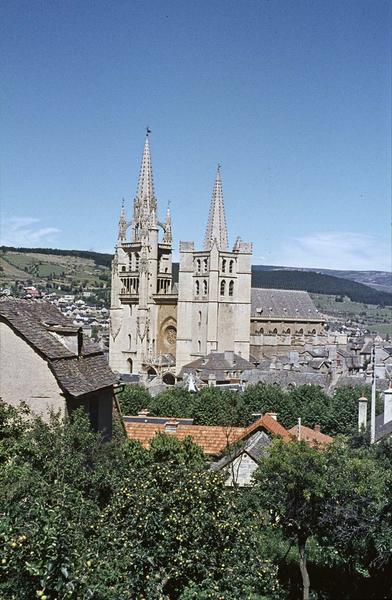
<box><xmin>135</xmin><ymin>128</ymin><xmax>156</xmax><ymax>213</ymax></box>
<box><xmin>204</xmin><ymin>165</ymin><xmax>228</xmax><ymax>251</ymax></box>
<box><xmin>132</xmin><ymin>130</ymin><xmax>157</xmax><ymax>240</ymax></box>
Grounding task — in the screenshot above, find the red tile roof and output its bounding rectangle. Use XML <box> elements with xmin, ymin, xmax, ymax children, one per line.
<box><xmin>125</xmin><ymin>414</ymin><xmax>290</xmax><ymax>455</ymax></box>
<box><xmin>289</xmin><ymin>424</ymin><xmax>333</xmax><ymax>446</ymax></box>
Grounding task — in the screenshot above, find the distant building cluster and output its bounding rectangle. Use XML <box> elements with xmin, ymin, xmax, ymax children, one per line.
<box><xmin>0</xmin><ymin>285</ymin><xmax>110</xmax><ymax>348</ymax></box>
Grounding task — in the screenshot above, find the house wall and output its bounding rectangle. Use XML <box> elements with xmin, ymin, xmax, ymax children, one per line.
<box><xmin>224</xmin><ymin>452</ymin><xmax>258</xmax><ymax>487</ymax></box>
<box><xmin>67</xmin><ymin>388</ymin><xmax>113</xmax><ymax>441</ymax></box>
<box><xmin>0</xmin><ymin>322</ymin><xmax>66</xmax><ymax>418</ymax></box>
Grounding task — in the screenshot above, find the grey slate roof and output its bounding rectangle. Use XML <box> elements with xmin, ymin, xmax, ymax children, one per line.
<box><xmin>375</xmin><ymin>413</ymin><xmax>392</xmax><ymax>443</ymax></box>
<box><xmin>211</xmin><ymin>430</ymin><xmax>271</xmax><ymax>471</ymax></box>
<box><xmin>251</xmin><ymin>288</ymin><xmax>321</xmax><ymax>319</ymax></box>
<box><xmin>0</xmin><ymin>299</ymin><xmax>117</xmax><ymax>397</ymax></box>
<box><xmin>179</xmin><ymin>352</ymin><xmax>253</xmax><ymax>382</ymax></box>
<box><xmin>242</xmin><ymin>368</ymin><xmax>329</xmax><ymax>389</ymax></box>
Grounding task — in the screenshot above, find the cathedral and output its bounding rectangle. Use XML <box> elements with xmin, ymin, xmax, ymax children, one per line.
<box><xmin>109</xmin><ymin>132</ymin><xmax>325</xmax><ymax>380</ymax></box>
<box><xmin>109</xmin><ymin>131</ymin><xmax>252</xmax><ymax>378</ymax></box>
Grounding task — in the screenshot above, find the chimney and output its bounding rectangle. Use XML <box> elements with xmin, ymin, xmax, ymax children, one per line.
<box><xmin>383</xmin><ymin>384</ymin><xmax>392</xmax><ymax>425</ymax></box>
<box><xmin>266</xmin><ymin>412</ymin><xmax>277</xmax><ymax>421</ymax></box>
<box><xmin>358</xmin><ymin>396</ymin><xmax>368</xmax><ymax>432</ymax></box>
<box><xmin>314</xmin><ymin>424</ymin><xmax>321</xmax><ymax>433</ymax></box>
<box><xmin>224</xmin><ymin>351</ymin><xmax>235</xmax><ymax>366</ymax></box>
<box><xmin>164</xmin><ymin>420</ymin><xmax>179</xmax><ymax>433</ymax></box>
<box><xmin>138</xmin><ymin>408</ymin><xmax>150</xmax><ymax>419</ymax></box>
<box><xmin>208</xmin><ymin>373</ymin><xmax>217</xmax><ymax>387</ymax></box>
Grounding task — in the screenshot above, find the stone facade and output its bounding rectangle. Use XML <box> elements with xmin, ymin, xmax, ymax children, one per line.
<box><xmin>109</xmin><ymin>133</ymin><xmax>177</xmax><ymax>376</ymax></box>
<box><xmin>109</xmin><ymin>136</ymin><xmax>252</xmax><ymax>377</ymax></box>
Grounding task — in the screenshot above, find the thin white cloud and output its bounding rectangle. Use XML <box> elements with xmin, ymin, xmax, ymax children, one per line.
<box><xmin>0</xmin><ymin>217</ymin><xmax>61</xmax><ymax>247</ymax></box>
<box><xmin>270</xmin><ymin>231</ymin><xmax>390</xmax><ymax>271</ymax></box>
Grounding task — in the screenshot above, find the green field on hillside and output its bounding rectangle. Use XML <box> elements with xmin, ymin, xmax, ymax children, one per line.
<box><xmin>311</xmin><ymin>293</ymin><xmax>392</xmax><ymax>335</ymax></box>
<box><xmin>0</xmin><ymin>250</ymin><xmax>111</xmax><ymax>289</ymax></box>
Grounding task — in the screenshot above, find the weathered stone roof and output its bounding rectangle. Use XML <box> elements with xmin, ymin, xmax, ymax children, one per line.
<box><xmin>179</xmin><ymin>351</ymin><xmax>254</xmax><ymax>382</ymax></box>
<box><xmin>375</xmin><ymin>413</ymin><xmax>392</xmax><ymax>443</ymax></box>
<box><xmin>242</xmin><ymin>368</ymin><xmax>329</xmax><ymax>389</ymax></box>
<box><xmin>0</xmin><ymin>298</ymin><xmax>117</xmax><ymax>397</ymax></box>
<box><xmin>251</xmin><ymin>288</ymin><xmax>321</xmax><ymax>319</ymax></box>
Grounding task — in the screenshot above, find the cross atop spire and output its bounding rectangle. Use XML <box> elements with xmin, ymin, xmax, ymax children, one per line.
<box><xmin>204</xmin><ymin>165</ymin><xmax>228</xmax><ymax>251</ymax></box>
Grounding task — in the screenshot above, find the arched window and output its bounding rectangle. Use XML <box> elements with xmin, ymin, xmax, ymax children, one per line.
<box><xmin>298</xmin><ymin>328</ymin><xmax>304</xmax><ymax>334</ymax></box>
<box><xmin>273</xmin><ymin>328</ymin><xmax>278</xmax><ymax>334</ymax></box>
<box><xmin>121</xmin><ymin>266</ymin><xmax>126</xmax><ymax>272</ymax></box>
<box><xmin>220</xmin><ymin>280</ymin><xmax>226</xmax><ymax>295</ymax></box>
<box><xmin>259</xmin><ymin>327</ymin><xmax>264</xmax><ymax>334</ymax></box>
<box><xmin>135</xmin><ymin>253</ymin><xmax>140</xmax><ymax>270</ymax></box>
<box><xmin>203</xmin><ymin>258</ymin><xmax>208</xmax><ymax>272</ymax></box>
<box><xmin>195</xmin><ymin>280</ymin><xmax>200</xmax><ymax>296</ymax></box>
<box><xmin>229</xmin><ymin>260</ymin><xmax>234</xmax><ymax>273</ymax></box>
<box><xmin>128</xmin><ymin>334</ymin><xmax>132</xmax><ymax>349</ymax></box>
<box><xmin>203</xmin><ymin>280</ymin><xmax>208</xmax><ymax>295</ymax></box>
<box><xmin>196</xmin><ymin>259</ymin><xmax>201</xmax><ymax>273</ymax></box>
<box><xmin>286</xmin><ymin>328</ymin><xmax>291</xmax><ymax>334</ymax></box>
<box><xmin>197</xmin><ymin>340</ymin><xmax>201</xmax><ymax>352</ymax></box>
<box><xmin>222</xmin><ymin>259</ymin><xmax>226</xmax><ymax>273</ymax></box>
<box><xmin>228</xmin><ymin>280</ymin><xmax>234</xmax><ymax>296</ymax></box>
<box><xmin>127</xmin><ymin>358</ymin><xmax>133</xmax><ymax>373</ymax></box>
<box><xmin>312</xmin><ymin>328</ymin><xmax>317</xmax><ymax>335</ymax></box>
<box><xmin>198</xmin><ymin>310</ymin><xmax>202</xmax><ymax>324</ymax></box>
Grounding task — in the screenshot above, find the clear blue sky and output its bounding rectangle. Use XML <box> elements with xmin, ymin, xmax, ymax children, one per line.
<box><xmin>1</xmin><ymin>0</ymin><xmax>391</xmax><ymax>270</ymax></box>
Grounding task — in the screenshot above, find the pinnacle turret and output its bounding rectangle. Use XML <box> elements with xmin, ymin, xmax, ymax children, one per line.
<box><xmin>204</xmin><ymin>165</ymin><xmax>228</xmax><ymax>251</ymax></box>
<box><xmin>163</xmin><ymin>204</ymin><xmax>172</xmax><ymax>244</ymax></box>
<box><xmin>118</xmin><ymin>199</ymin><xmax>127</xmax><ymax>242</ymax></box>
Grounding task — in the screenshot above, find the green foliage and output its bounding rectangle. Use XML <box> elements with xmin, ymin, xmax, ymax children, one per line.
<box><xmin>0</xmin><ymin>401</ymin><xmax>280</xmax><ymax>599</ymax></box>
<box><xmin>119</xmin><ymin>383</ymin><xmax>374</xmax><ymax>437</ymax></box>
<box><xmin>117</xmin><ymin>384</ymin><xmax>151</xmax><ymax>415</ymax></box>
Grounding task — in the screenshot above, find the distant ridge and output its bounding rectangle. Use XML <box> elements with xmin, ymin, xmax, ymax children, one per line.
<box><xmin>250</xmin><ymin>269</ymin><xmax>392</xmax><ymax>306</ymax></box>
<box><xmin>0</xmin><ymin>246</ymin><xmax>113</xmax><ymax>268</ymax></box>
<box><xmin>1</xmin><ymin>246</ymin><xmax>391</xmax><ymax>306</ymax></box>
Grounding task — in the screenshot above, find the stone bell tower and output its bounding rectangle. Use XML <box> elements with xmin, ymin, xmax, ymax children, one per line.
<box><xmin>109</xmin><ymin>131</ymin><xmax>176</xmax><ymax>375</ymax></box>
<box><xmin>176</xmin><ymin>166</ymin><xmax>252</xmax><ymax>374</ymax></box>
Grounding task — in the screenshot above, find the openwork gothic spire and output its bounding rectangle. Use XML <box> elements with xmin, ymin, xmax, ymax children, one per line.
<box><xmin>132</xmin><ymin>129</ymin><xmax>157</xmax><ymax>240</ymax></box>
<box><xmin>204</xmin><ymin>165</ymin><xmax>228</xmax><ymax>251</ymax></box>
<box><xmin>135</xmin><ymin>131</ymin><xmax>155</xmax><ymax>207</ymax></box>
